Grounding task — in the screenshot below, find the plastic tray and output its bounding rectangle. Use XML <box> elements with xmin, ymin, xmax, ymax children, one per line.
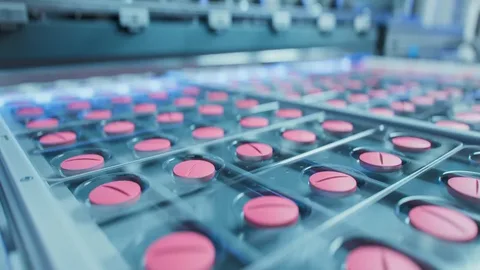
<box><xmin>0</xmin><ymin>61</ymin><xmax>480</xmax><ymax>270</ymax></box>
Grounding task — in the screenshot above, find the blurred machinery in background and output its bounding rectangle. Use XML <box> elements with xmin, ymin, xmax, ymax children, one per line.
<box><xmin>0</xmin><ymin>0</ymin><xmax>390</xmax><ymax>68</ymax></box>
<box><xmin>386</xmin><ymin>0</ymin><xmax>468</xmax><ymax>60</ymax></box>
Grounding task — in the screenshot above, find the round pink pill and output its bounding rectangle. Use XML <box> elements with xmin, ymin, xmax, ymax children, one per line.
<box><xmin>134</xmin><ymin>138</ymin><xmax>171</xmax><ymax>152</ymax></box>
<box><xmin>370</xmin><ymin>107</ymin><xmax>395</xmax><ymax>116</ymax></box>
<box><xmin>89</xmin><ymin>180</ymin><xmax>141</xmax><ymax>205</ymax></box>
<box><xmin>149</xmin><ymin>92</ymin><xmax>168</xmax><ymax>101</ymax></box>
<box><xmin>183</xmin><ymin>86</ymin><xmax>200</xmax><ymax>96</ymax></box>
<box><xmin>369</xmin><ymin>90</ymin><xmax>388</xmax><ymax>99</ymax></box>
<box><xmin>447</xmin><ymin>176</ymin><xmax>480</xmax><ymax>203</ymax></box>
<box><xmin>60</xmin><ymin>153</ymin><xmax>105</xmax><ymax>173</ymax></box>
<box><xmin>240</xmin><ymin>116</ymin><xmax>269</xmax><ymax>128</ymax></box>
<box><xmin>236</xmin><ymin>99</ymin><xmax>259</xmax><ymax>109</ymax></box>
<box><xmin>207</xmin><ymin>91</ymin><xmax>228</xmax><ymax>102</ymax></box>
<box><xmin>103</xmin><ymin>121</ymin><xmax>135</xmax><ymax>135</ymax></box>
<box><xmin>391</xmin><ymin>136</ymin><xmax>431</xmax><ymax>152</ymax></box>
<box><xmin>243</xmin><ymin>196</ymin><xmax>299</xmax><ymax>228</ymax></box>
<box><xmin>389</xmin><ymin>85</ymin><xmax>408</xmax><ymax>95</ymax></box>
<box><xmin>435</xmin><ymin>120</ymin><xmax>470</xmax><ymax>131</ymax></box>
<box><xmin>276</xmin><ymin>109</ymin><xmax>303</xmax><ymax>119</ymax></box>
<box><xmin>391</xmin><ymin>101</ymin><xmax>415</xmax><ymax>113</ymax></box>
<box><xmin>236</xmin><ymin>143</ymin><xmax>273</xmax><ymax>161</ymax></box>
<box><xmin>67</xmin><ymin>101</ymin><xmax>91</xmax><ymax>111</ymax></box>
<box><xmin>472</xmin><ymin>104</ymin><xmax>480</xmax><ymax>112</ymax></box>
<box><xmin>157</xmin><ymin>112</ymin><xmax>184</xmax><ymax>124</ymax></box>
<box><xmin>39</xmin><ymin>131</ymin><xmax>77</xmax><ymax>147</ymax></box>
<box><xmin>428</xmin><ymin>90</ymin><xmax>449</xmax><ymax>101</ymax></box>
<box><xmin>134</xmin><ymin>103</ymin><xmax>157</xmax><ymax>114</ymax></box>
<box><xmin>84</xmin><ymin>110</ymin><xmax>112</xmax><ymax>121</ymax></box>
<box><xmin>309</xmin><ymin>171</ymin><xmax>357</xmax><ymax>195</ymax></box>
<box><xmin>173</xmin><ymin>160</ymin><xmax>215</xmax><ymax>182</ymax></box>
<box><xmin>326</xmin><ymin>99</ymin><xmax>347</xmax><ymax>108</ymax></box>
<box><xmin>330</xmin><ymin>84</ymin><xmax>345</xmax><ymax>93</ymax></box>
<box><xmin>348</xmin><ymin>94</ymin><xmax>369</xmax><ymax>103</ymax></box>
<box><xmin>306</xmin><ymin>87</ymin><xmax>322</xmax><ymax>94</ymax></box>
<box><xmin>411</xmin><ymin>96</ymin><xmax>434</xmax><ymax>106</ymax></box>
<box><xmin>345</xmin><ymin>246</ymin><xmax>421</xmax><ymax>270</ymax></box>
<box><xmin>321</xmin><ymin>120</ymin><xmax>354</xmax><ymax>134</ymax></box>
<box><xmin>282</xmin><ymin>129</ymin><xmax>316</xmax><ymax>144</ymax></box>
<box><xmin>409</xmin><ymin>205</ymin><xmax>478</xmax><ymax>242</ymax></box>
<box><xmin>144</xmin><ymin>232</ymin><xmax>215</xmax><ymax>270</ymax></box>
<box><xmin>192</xmin><ymin>127</ymin><xmax>225</xmax><ymax>140</ymax></box>
<box><xmin>27</xmin><ymin>118</ymin><xmax>59</xmax><ymax>129</ymax></box>
<box><xmin>198</xmin><ymin>105</ymin><xmax>224</xmax><ymax>116</ymax></box>
<box><xmin>16</xmin><ymin>106</ymin><xmax>44</xmax><ymax>117</ymax></box>
<box><xmin>359</xmin><ymin>152</ymin><xmax>402</xmax><ymax>172</ymax></box>
<box><xmin>455</xmin><ymin>112</ymin><xmax>480</xmax><ymax>124</ymax></box>
<box><xmin>174</xmin><ymin>97</ymin><xmax>196</xmax><ymax>108</ymax></box>
<box><xmin>111</xmin><ymin>96</ymin><xmax>132</xmax><ymax>105</ymax></box>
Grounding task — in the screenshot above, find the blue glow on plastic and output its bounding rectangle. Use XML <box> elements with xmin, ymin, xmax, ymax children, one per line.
<box><xmin>34</xmin><ymin>93</ymin><xmax>53</xmax><ymax>104</ymax></box>
<box><xmin>407</xmin><ymin>46</ymin><xmax>419</xmax><ymax>58</ymax></box>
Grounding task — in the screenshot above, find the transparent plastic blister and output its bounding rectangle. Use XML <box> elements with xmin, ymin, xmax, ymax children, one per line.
<box><xmin>2</xmin><ymin>57</ymin><xmax>480</xmax><ymax>270</ymax></box>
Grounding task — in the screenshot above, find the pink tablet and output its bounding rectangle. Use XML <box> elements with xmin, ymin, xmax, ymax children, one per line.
<box><xmin>282</xmin><ymin>129</ymin><xmax>316</xmax><ymax>144</ymax></box>
<box><xmin>174</xmin><ymin>97</ymin><xmax>196</xmax><ymax>108</ymax></box>
<box><xmin>60</xmin><ymin>153</ymin><xmax>105</xmax><ymax>174</ymax></box>
<box><xmin>391</xmin><ymin>136</ymin><xmax>431</xmax><ymax>152</ymax></box>
<box><xmin>192</xmin><ymin>127</ymin><xmax>225</xmax><ymax>140</ymax></box>
<box><xmin>370</xmin><ymin>107</ymin><xmax>395</xmax><ymax>116</ymax></box>
<box><xmin>149</xmin><ymin>92</ymin><xmax>168</xmax><ymax>101</ymax></box>
<box><xmin>369</xmin><ymin>89</ymin><xmax>388</xmax><ymax>99</ymax></box>
<box><xmin>243</xmin><ymin>196</ymin><xmax>299</xmax><ymax>228</ymax></box>
<box><xmin>309</xmin><ymin>171</ymin><xmax>357</xmax><ymax>195</ymax></box>
<box><xmin>348</xmin><ymin>94</ymin><xmax>369</xmax><ymax>103</ymax></box>
<box><xmin>84</xmin><ymin>110</ymin><xmax>112</xmax><ymax>121</ymax></box>
<box><xmin>173</xmin><ymin>160</ymin><xmax>215</xmax><ymax>182</ymax></box>
<box><xmin>134</xmin><ymin>138</ymin><xmax>171</xmax><ymax>152</ymax></box>
<box><xmin>157</xmin><ymin>112</ymin><xmax>184</xmax><ymax>124</ymax></box>
<box><xmin>67</xmin><ymin>101</ymin><xmax>91</xmax><ymax>111</ymax></box>
<box><xmin>359</xmin><ymin>152</ymin><xmax>402</xmax><ymax>172</ymax></box>
<box><xmin>411</xmin><ymin>96</ymin><xmax>434</xmax><ymax>106</ymax></box>
<box><xmin>275</xmin><ymin>109</ymin><xmax>303</xmax><ymax>119</ymax></box>
<box><xmin>240</xmin><ymin>116</ymin><xmax>269</xmax><ymax>128</ymax></box>
<box><xmin>235</xmin><ymin>99</ymin><xmax>259</xmax><ymax>109</ymax></box>
<box><xmin>27</xmin><ymin>118</ymin><xmax>59</xmax><ymax>129</ymax></box>
<box><xmin>198</xmin><ymin>105</ymin><xmax>224</xmax><ymax>116</ymax></box>
<box><xmin>207</xmin><ymin>91</ymin><xmax>228</xmax><ymax>102</ymax></box>
<box><xmin>16</xmin><ymin>106</ymin><xmax>44</xmax><ymax>117</ymax></box>
<box><xmin>455</xmin><ymin>112</ymin><xmax>480</xmax><ymax>124</ymax></box>
<box><xmin>103</xmin><ymin>121</ymin><xmax>135</xmax><ymax>135</ymax></box>
<box><xmin>346</xmin><ymin>245</ymin><xmax>421</xmax><ymax>270</ymax></box>
<box><xmin>447</xmin><ymin>176</ymin><xmax>480</xmax><ymax>202</ymax></box>
<box><xmin>39</xmin><ymin>131</ymin><xmax>77</xmax><ymax>147</ymax></box>
<box><xmin>391</xmin><ymin>101</ymin><xmax>415</xmax><ymax>113</ymax></box>
<box><xmin>111</xmin><ymin>96</ymin><xmax>132</xmax><ymax>105</ymax></box>
<box><xmin>321</xmin><ymin>120</ymin><xmax>354</xmax><ymax>134</ymax></box>
<box><xmin>183</xmin><ymin>86</ymin><xmax>200</xmax><ymax>96</ymax></box>
<box><xmin>326</xmin><ymin>99</ymin><xmax>347</xmax><ymax>108</ymax></box>
<box><xmin>134</xmin><ymin>103</ymin><xmax>157</xmax><ymax>114</ymax></box>
<box><xmin>409</xmin><ymin>205</ymin><xmax>478</xmax><ymax>242</ymax></box>
<box><xmin>89</xmin><ymin>180</ymin><xmax>141</xmax><ymax>205</ymax></box>
<box><xmin>236</xmin><ymin>143</ymin><xmax>273</xmax><ymax>161</ymax></box>
<box><xmin>144</xmin><ymin>232</ymin><xmax>215</xmax><ymax>270</ymax></box>
<box><xmin>435</xmin><ymin>120</ymin><xmax>470</xmax><ymax>131</ymax></box>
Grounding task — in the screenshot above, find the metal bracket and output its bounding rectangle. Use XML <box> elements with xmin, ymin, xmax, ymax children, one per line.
<box><xmin>272</xmin><ymin>11</ymin><xmax>291</xmax><ymax>32</ymax></box>
<box><xmin>317</xmin><ymin>12</ymin><xmax>336</xmax><ymax>33</ymax></box>
<box><xmin>354</xmin><ymin>11</ymin><xmax>371</xmax><ymax>34</ymax></box>
<box><xmin>208</xmin><ymin>9</ymin><xmax>232</xmax><ymax>31</ymax></box>
<box><xmin>118</xmin><ymin>7</ymin><xmax>150</xmax><ymax>33</ymax></box>
<box><xmin>0</xmin><ymin>2</ymin><xmax>28</xmax><ymax>30</ymax></box>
